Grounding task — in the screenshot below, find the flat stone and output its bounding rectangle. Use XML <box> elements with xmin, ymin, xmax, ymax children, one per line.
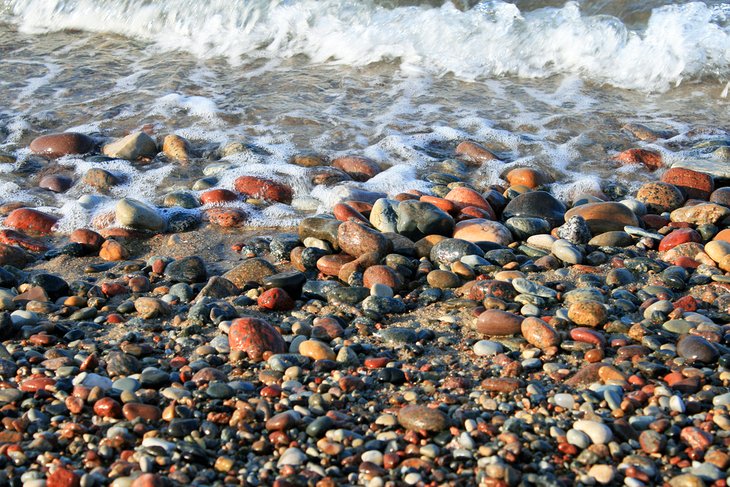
<box><xmin>397</xmin><ymin>405</ymin><xmax>448</xmax><ymax>432</ymax></box>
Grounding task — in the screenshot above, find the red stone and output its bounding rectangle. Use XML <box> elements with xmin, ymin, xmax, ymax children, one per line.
<box><xmin>131</xmin><ymin>473</ymin><xmax>165</xmax><ymax>487</ymax></box>
<box><xmin>364</xmin><ymin>357</ymin><xmax>389</xmax><ymax>369</ymax></box>
<box><xmin>93</xmin><ymin>397</ymin><xmax>122</xmax><ymax>418</ymax></box>
<box><xmin>445</xmin><ymin>187</ymin><xmax>495</xmax><ymax>217</ymax></box>
<box><xmin>316</xmin><ymin>254</ymin><xmax>356</xmax><ymax>277</ymax></box>
<box><xmin>69</xmin><ymin>228</ymin><xmax>105</xmax><ymax>250</ymax></box>
<box><xmin>233</xmin><ymin>176</ymin><xmax>293</xmax><ymax>203</ymax></box>
<box><xmin>659</xmin><ymin>228</ymin><xmax>702</xmax><ymax>252</ymax></box>
<box><xmin>673</xmin><ymin>295</ymin><xmax>698</xmax><ymax>312</ymax></box>
<box><xmin>206</xmin><ymin>207</ymin><xmax>247</xmax><ymax>227</ymax></box>
<box><xmin>47</xmin><ymin>466</ymin><xmax>81</xmax><ymax>487</ymax></box>
<box><xmin>20</xmin><ymin>377</ymin><xmax>56</xmax><ymax>392</ymax></box>
<box><xmin>345</xmin><ymin>201</ymin><xmax>373</xmax><ymax>215</ymax></box>
<box><xmin>4</xmin><ymin>208</ymin><xmax>58</xmax><ymax>235</ymax></box>
<box><xmin>200</xmin><ymin>188</ymin><xmax>238</xmax><ymax>205</ymax></box>
<box><xmin>661</xmin><ymin>167</ymin><xmax>714</xmax><ymax>200</ymax></box>
<box><xmin>333</xmin><ymin>203</ymin><xmax>369</xmax><ymax>223</ymax></box>
<box><xmin>101</xmin><ymin>282</ymin><xmax>128</xmax><ymax>297</ymax></box>
<box><xmin>614</xmin><ymin>148</ymin><xmax>663</xmax><ymax>170</ymax></box>
<box><xmin>673</xmin><ymin>256</ymin><xmax>701</xmax><ymax>269</ymax></box>
<box><xmin>419</xmin><ymin>196</ymin><xmax>459</xmax><ymax>215</ymax></box>
<box><xmin>641</xmin><ymin>214</ymin><xmax>669</xmax><ymax>230</ymax></box>
<box><xmin>458</xmin><ymin>206</ymin><xmax>495</xmax><ymax>221</ymax></box>
<box><xmin>228</xmin><ymin>317</ymin><xmax>287</xmax><ymax>362</ymax></box>
<box><xmin>331</xmin><ymin>156</ymin><xmax>381</xmax><ymax>182</ymax></box>
<box><xmin>106</xmin><ymin>314</ymin><xmax>124</xmax><ymax>324</ymax></box>
<box><xmin>363</xmin><ymin>265</ymin><xmax>403</xmax><ymax>290</ymax></box>
<box><xmin>680</xmin><ymin>427</ymin><xmax>713</xmax><ymax>451</ymax></box>
<box><xmin>569</xmin><ymin>327</ymin><xmax>606</xmax><ymax>348</ymax></box>
<box><xmin>0</xmin><ymin>229</ymin><xmax>47</xmax><ymax>252</ymax></box>
<box><xmin>257</xmin><ymin>288</ymin><xmax>295</xmax><ymax>311</ymax></box>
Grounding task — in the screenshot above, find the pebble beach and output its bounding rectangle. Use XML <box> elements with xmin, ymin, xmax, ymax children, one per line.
<box><xmin>0</xmin><ymin>126</ymin><xmax>729</xmax><ymax>487</ymax></box>
<box><xmin>2</xmin><ymin>0</ymin><xmax>730</xmax><ymax>486</ymax></box>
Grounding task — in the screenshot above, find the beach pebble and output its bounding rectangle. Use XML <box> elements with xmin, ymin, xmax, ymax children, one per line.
<box><xmin>573</xmin><ymin>420</ymin><xmax>613</xmax><ymax>445</ymax></box>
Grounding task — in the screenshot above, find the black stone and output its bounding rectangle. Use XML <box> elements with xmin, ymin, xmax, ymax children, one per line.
<box><xmin>263</xmin><ymin>270</ymin><xmax>307</xmax><ymax>298</ymax></box>
<box><xmin>29</xmin><ymin>273</ymin><xmax>69</xmax><ymax>300</ymax></box>
<box><xmin>502</xmin><ymin>191</ymin><xmax>566</xmax><ymax>226</ymax></box>
<box><xmin>165</xmin><ymin>256</ymin><xmax>208</xmax><ymax>283</ymax></box>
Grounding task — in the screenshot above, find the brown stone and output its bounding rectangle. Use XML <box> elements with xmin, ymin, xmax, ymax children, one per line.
<box><xmin>444</xmin><ymin>187</ymin><xmax>495</xmax><ymax>218</ymax></box>
<box><xmin>206</xmin><ymin>207</ymin><xmax>247</xmax><ymax>227</ymax></box>
<box><xmin>564</xmin><ymin>202</ymin><xmax>639</xmax><ymax>234</ymax></box>
<box><xmin>505</xmin><ymin>167</ymin><xmax>552</xmax><ymax>188</ymax></box>
<box><xmin>99</xmin><ymin>239</ymin><xmax>129</xmax><ymax>261</ymax></box>
<box><xmin>162</xmin><ymin>134</ymin><xmax>190</xmax><ymax>163</ymax></box>
<box><xmin>568</xmin><ymin>301</ymin><xmax>607</xmax><ymax>327</ymax></box>
<box><xmin>614</xmin><ymin>148</ymin><xmax>663</xmax><ymax>170</ymax></box>
<box><xmin>331</xmin><ymin>156</ymin><xmax>381</xmax><ymax>181</ymax></box>
<box><xmin>234</xmin><ymin>176</ymin><xmax>293</xmax><ymax>203</ymax></box>
<box><xmin>30</xmin><ymin>132</ymin><xmax>94</xmax><ymax>159</ymax></box>
<box><xmin>521</xmin><ymin>317</ymin><xmax>560</xmax><ymax>349</ymax></box>
<box><xmin>122</xmin><ymin>403</ymin><xmax>162</xmax><ymax>421</ymax></box>
<box><xmin>636</xmin><ymin>182</ymin><xmax>684</xmax><ymax>213</ymax></box>
<box><xmin>224</xmin><ymin>258</ymin><xmax>277</xmax><ymax>286</ymax></box>
<box><xmin>316</xmin><ymin>253</ymin><xmax>356</xmax><ymax>277</ymax></box>
<box><xmin>455</xmin><ymin>140</ymin><xmax>499</xmax><ymax>163</ymax></box>
<box><xmin>337</xmin><ymin>221</ymin><xmax>391</xmax><ymax>258</ymax></box>
<box><xmin>39</xmin><ymin>174</ymin><xmax>73</xmax><ymax>193</ymax></box>
<box><xmin>397</xmin><ymin>405</ymin><xmax>448</xmax><ymax>432</ymax></box>
<box><xmin>481</xmin><ymin>377</ymin><xmax>522</xmax><ymax>393</ymax></box>
<box><xmin>452</xmin><ymin>219</ymin><xmax>512</xmax><ymax>245</ymax></box>
<box><xmin>70</xmin><ymin>228</ymin><xmax>105</xmax><ymax>250</ymax></box>
<box><xmin>476</xmin><ymin>309</ymin><xmax>523</xmax><ymax>336</ymax></box>
<box><xmin>93</xmin><ymin>397</ymin><xmax>122</xmax><ymax>418</ymax></box>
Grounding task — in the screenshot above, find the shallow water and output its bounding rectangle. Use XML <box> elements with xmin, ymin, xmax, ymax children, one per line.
<box><xmin>0</xmin><ymin>0</ymin><xmax>728</xmax><ymax>230</ymax></box>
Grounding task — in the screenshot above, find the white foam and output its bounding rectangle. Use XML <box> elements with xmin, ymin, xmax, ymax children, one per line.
<box><xmin>4</xmin><ymin>0</ymin><xmax>729</xmax><ymax>92</ymax></box>
<box><xmin>150</xmin><ymin>93</ymin><xmax>220</xmax><ymax>121</ymax></box>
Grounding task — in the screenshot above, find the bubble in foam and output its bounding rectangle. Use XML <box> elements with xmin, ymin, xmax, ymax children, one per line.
<box><xmin>550</xmin><ymin>176</ymin><xmax>603</xmax><ymax>204</ymax></box>
<box><xmin>151</xmin><ymin>93</ymin><xmax>220</xmax><ymax>121</ymax></box>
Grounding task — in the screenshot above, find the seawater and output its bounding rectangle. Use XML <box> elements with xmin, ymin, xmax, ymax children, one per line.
<box><xmin>0</xmin><ymin>0</ymin><xmax>729</xmax><ymax>230</ymax></box>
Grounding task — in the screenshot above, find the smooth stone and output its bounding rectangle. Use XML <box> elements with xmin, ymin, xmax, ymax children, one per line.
<box><xmin>30</xmin><ymin>132</ymin><xmax>94</xmax><ymax>158</ymax></box>
<box><xmin>677</xmin><ymin>335</ymin><xmax>718</xmax><ymax>364</ymax></box>
<box><xmin>452</xmin><ymin>219</ymin><xmax>513</xmax><ymax>246</ymax></box>
<box><xmin>476</xmin><ymin>309</ymin><xmax>523</xmax><ymax>336</ymax></box>
<box><xmin>589</xmin><ymin>231</ymin><xmax>633</xmax><ymax>247</ymax></box>
<box><xmin>636</xmin><ymin>182</ymin><xmax>685</xmax><ymax>213</ymax></box>
<box><xmin>397</xmin><ymin>405</ymin><xmax>448</xmax><ymax>432</ymax></box>
<box><xmin>574</xmin><ymin>420</ymin><xmax>613</xmax><ymax>445</ymax></box>
<box><xmin>564</xmin><ymin>202</ymin><xmax>639</xmax><ymax>234</ymax></box>
<box><xmin>552</xmin><ymin>239</ymin><xmax>583</xmax><ymax>264</ymax></box>
<box><xmin>473</xmin><ymin>340</ymin><xmax>503</xmax><ymax>356</ymax></box>
<box><xmin>224</xmin><ymin>258</ymin><xmax>277</xmax><ymax>287</ymax></box>
<box><xmin>502</xmin><ymin>191</ymin><xmax>566</xmax><ymax>226</ymax></box>
<box><xmin>430</xmin><ymin>238</ymin><xmax>483</xmax><ymax>266</ymax></box>
<box><xmin>396</xmin><ymin>200</ymin><xmax>454</xmax><ymax>241</ymax></box>
<box><xmin>511</xmin><ymin>278</ymin><xmax>557</xmax><ymax>298</ymax></box>
<box><xmin>370</xmin><ymin>198</ymin><xmax>399</xmax><ymax>233</ymax></box>
<box><xmin>103</xmin><ymin>132</ymin><xmax>157</xmax><ymax>160</ymax></box>
<box><xmin>116</xmin><ymin>198</ymin><xmax>165</xmax><ymax>232</ymax></box>
<box><xmin>504</xmin><ymin>217</ymin><xmax>551</xmax><ymax>240</ymax></box>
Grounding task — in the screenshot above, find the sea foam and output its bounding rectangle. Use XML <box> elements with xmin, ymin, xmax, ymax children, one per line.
<box><xmin>2</xmin><ymin>0</ymin><xmax>729</xmax><ymax>92</ymax></box>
